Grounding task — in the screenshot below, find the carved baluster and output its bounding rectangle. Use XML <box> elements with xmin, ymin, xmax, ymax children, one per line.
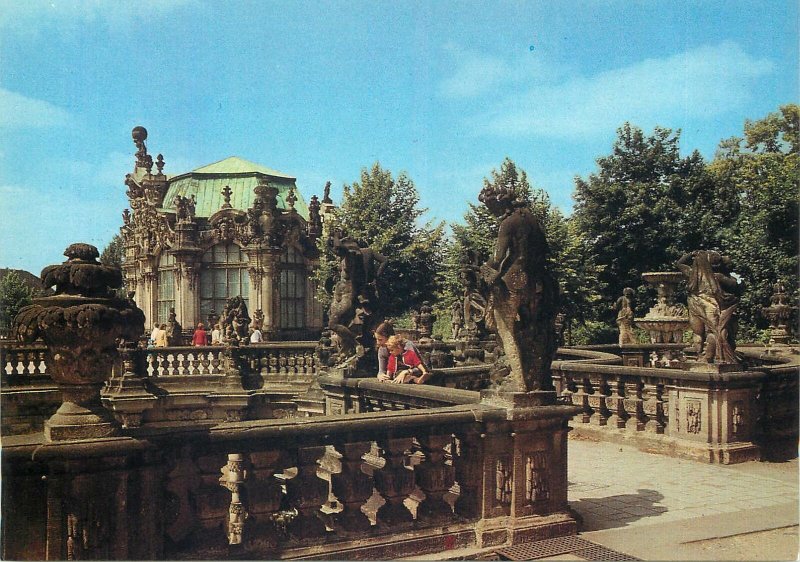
<box><xmin>642</xmin><ymin>381</ymin><xmax>666</xmax><ymax>434</ymax></box>
<box><xmin>593</xmin><ymin>375</ymin><xmax>611</xmax><ymax>425</ymax></box>
<box><xmin>331</xmin><ymin>441</ymin><xmax>374</xmax><ymax>535</ymax></box>
<box><xmin>176</xmin><ymin>353</ymin><xmax>186</xmax><ymax>375</ymax></box>
<box><xmin>196</xmin><ymin>352</ymin><xmax>207</xmax><ymax>375</ymax></box>
<box><xmin>246</xmin><ymin>450</ymin><xmax>289</xmax><ymax>550</ymax></box>
<box><xmin>415</xmin><ymin>434</ymin><xmax>455</xmax><ymax>524</ymax></box>
<box><xmin>453</xmin><ymin>433</ymin><xmax>483</xmax><ymax>519</ymax></box>
<box><xmin>156</xmin><ymin>352</ymin><xmax>165</xmax><ymax>376</ymax></box>
<box><xmin>284</xmin><ymin>446</ymin><xmax>328</xmax><ymax>539</ymax></box>
<box><xmin>624</xmin><ymin>378</ymin><xmax>645</xmax><ymax>431</ymax></box>
<box><xmin>146</xmin><ymin>352</ymin><xmax>155</xmax><ymax>377</ymax></box>
<box><xmin>25</xmin><ymin>351</ymin><xmax>35</xmax><ymax>374</ymax></box>
<box><xmin>15</xmin><ymin>351</ymin><xmax>24</xmax><ymax>374</ymax></box>
<box><xmin>656</xmin><ymin>383</ymin><xmax>667</xmax><ymax>433</ymax></box>
<box><xmin>219</xmin><ymin>453</ymin><xmax>249</xmax><ymax>545</ymax></box>
<box><xmin>606</xmin><ymin>376</ymin><xmax>626</xmax><ymax>428</ymax></box>
<box><xmin>287</xmin><ymin>352</ymin><xmax>296</xmax><ymax>375</ymax></box>
<box><xmin>374</xmin><ymin>438</ymin><xmax>415</xmax><ymax>529</ymax></box>
<box><xmin>268</xmin><ymin>352</ymin><xmax>278</xmax><ymax>375</ymax></box>
<box><xmin>279</xmin><ymin>352</ymin><xmax>288</xmax><ymax>375</ymax></box>
<box><xmin>37</xmin><ymin>350</ymin><xmax>47</xmax><ymax>374</ymax></box>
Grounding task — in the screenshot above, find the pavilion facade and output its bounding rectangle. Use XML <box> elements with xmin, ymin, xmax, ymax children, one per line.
<box><xmin>120</xmin><ymin>127</ymin><xmax>326</xmax><ymax>339</ymax></box>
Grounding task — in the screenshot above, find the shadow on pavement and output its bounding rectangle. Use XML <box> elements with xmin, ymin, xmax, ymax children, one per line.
<box><xmin>570</xmin><ymin>488</ymin><xmax>667</xmax><ymax>531</ymax></box>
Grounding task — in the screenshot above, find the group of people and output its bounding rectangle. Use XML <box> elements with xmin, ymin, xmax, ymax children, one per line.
<box><xmin>148</xmin><ymin>322</ymin><xmax>265</xmax><ymax>347</ymax></box>
<box><xmin>373</xmin><ymin>321</ymin><xmax>430</xmax><ymax>385</ymax></box>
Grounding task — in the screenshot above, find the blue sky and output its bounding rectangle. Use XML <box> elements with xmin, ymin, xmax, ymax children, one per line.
<box><xmin>0</xmin><ymin>0</ymin><xmax>796</xmax><ymax>274</ymax></box>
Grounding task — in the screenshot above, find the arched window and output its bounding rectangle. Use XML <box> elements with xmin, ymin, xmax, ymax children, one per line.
<box><xmin>199</xmin><ymin>243</ymin><xmax>249</xmax><ymax>321</ymax></box>
<box><xmin>156</xmin><ymin>252</ymin><xmax>176</xmax><ymax>325</ymax></box>
<box><xmin>279</xmin><ymin>245</ymin><xmax>306</xmax><ymax>329</ymax></box>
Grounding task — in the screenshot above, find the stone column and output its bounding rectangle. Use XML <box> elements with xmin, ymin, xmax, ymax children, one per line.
<box><xmin>248</xmin><ymin>249</ymin><xmax>279</xmax><ymax>339</ymax></box>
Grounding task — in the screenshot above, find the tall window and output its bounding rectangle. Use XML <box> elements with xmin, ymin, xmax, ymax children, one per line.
<box><xmin>279</xmin><ymin>246</ymin><xmax>306</xmax><ymax>329</ymax></box>
<box><xmin>199</xmin><ymin>243</ymin><xmax>249</xmax><ymax>321</ymax></box>
<box><xmin>156</xmin><ymin>252</ymin><xmax>176</xmax><ymax>325</ymax></box>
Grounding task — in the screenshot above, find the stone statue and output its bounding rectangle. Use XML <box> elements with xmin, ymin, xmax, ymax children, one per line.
<box><xmin>326</xmin><ymin>231</ymin><xmax>387</xmax><ymax>361</ymax></box>
<box><xmin>478</xmin><ymin>185</ymin><xmax>558</xmax><ymax>393</ymax></box>
<box><xmin>166</xmin><ymin>307</ymin><xmax>183</xmax><ymax>346</ymax></box>
<box><xmin>322</xmin><ymin>181</ymin><xmax>332</xmax><ymax>204</ymax></box>
<box><xmin>450</xmin><ymin>300</ymin><xmax>464</xmax><ymax>340</ymax></box>
<box><xmin>676</xmin><ymin>250</ymin><xmax>741</xmax><ymax>364</ymax></box>
<box><xmin>221</xmin><ymin>296</ymin><xmax>251</xmax><ymax>343</ymax></box>
<box><xmin>614</xmin><ymin>288</ymin><xmax>636</xmax><ymax>345</ymax></box>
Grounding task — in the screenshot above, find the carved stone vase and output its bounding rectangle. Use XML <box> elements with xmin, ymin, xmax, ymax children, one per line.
<box><xmin>13</xmin><ymin>243</ymin><xmax>145</xmax><ymax>441</ymax></box>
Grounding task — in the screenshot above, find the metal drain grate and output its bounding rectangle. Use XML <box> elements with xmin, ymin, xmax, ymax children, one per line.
<box><xmin>573</xmin><ymin>544</ymin><xmax>641</xmax><ymax>561</ymax></box>
<box><xmin>496</xmin><ymin>535</ymin><xmax>595</xmax><ymax>560</ymax></box>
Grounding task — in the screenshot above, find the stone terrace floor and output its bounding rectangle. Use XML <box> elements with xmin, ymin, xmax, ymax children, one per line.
<box><xmin>411</xmin><ymin>435</ymin><xmax>799</xmax><ymax>561</ymax></box>
<box><xmin>562</xmin><ymin>435</ymin><xmax>799</xmax><ymax>561</ymax></box>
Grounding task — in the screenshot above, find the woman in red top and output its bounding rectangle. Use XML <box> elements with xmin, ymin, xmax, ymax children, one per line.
<box><xmin>385</xmin><ymin>335</ymin><xmax>429</xmax><ymax>384</ymax></box>
<box><xmin>192</xmin><ymin>323</ymin><xmax>207</xmax><ymax>346</ymax></box>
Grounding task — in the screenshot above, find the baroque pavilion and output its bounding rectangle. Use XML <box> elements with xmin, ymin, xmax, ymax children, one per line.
<box><xmin>120</xmin><ymin>127</ymin><xmax>326</xmax><ymax>340</ymax></box>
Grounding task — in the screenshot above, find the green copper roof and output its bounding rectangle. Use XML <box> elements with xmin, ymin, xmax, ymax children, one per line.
<box><xmin>162</xmin><ymin>157</ymin><xmax>309</xmax><ymax>220</ymax></box>
<box><xmin>192</xmin><ymin>156</ymin><xmax>295</xmax><ymax>179</ymax></box>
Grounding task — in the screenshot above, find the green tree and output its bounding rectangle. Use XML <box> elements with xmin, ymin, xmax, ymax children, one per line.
<box><xmin>572</xmin><ymin>124</ymin><xmax>719</xmax><ymax>321</ymax></box>
<box><xmin>100</xmin><ymin>234</ymin><xmax>124</xmax><ymax>268</ymax></box>
<box><xmin>315</xmin><ymin>163</ymin><xmax>446</xmax><ymax>319</ymax></box>
<box><xmin>709</xmin><ymin>104</ymin><xmax>799</xmax><ymax>334</ymax></box>
<box><xmin>0</xmin><ymin>271</ymin><xmax>33</xmax><ymax>334</ymax></box>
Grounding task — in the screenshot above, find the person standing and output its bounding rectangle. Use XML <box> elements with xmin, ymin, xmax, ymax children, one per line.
<box><xmin>192</xmin><ymin>323</ymin><xmax>207</xmax><ymax>346</ymax></box>
<box><xmin>154</xmin><ymin>324</ymin><xmax>168</xmax><ymax>347</ymax></box>
<box><xmin>211</xmin><ymin>323</ymin><xmax>223</xmax><ymax>345</ymax></box>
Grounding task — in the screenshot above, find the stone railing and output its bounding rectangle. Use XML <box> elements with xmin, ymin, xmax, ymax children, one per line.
<box><xmin>551</xmin><ymin>347</ymin><xmax>799</xmax><ymax>464</ymax></box>
<box><xmin>2</xmin><ymin>383</ymin><xmax>579</xmax><ymax>560</ymax></box>
<box><xmin>0</xmin><ymin>341</ymin><xmax>49</xmax><ymax>380</ymax></box>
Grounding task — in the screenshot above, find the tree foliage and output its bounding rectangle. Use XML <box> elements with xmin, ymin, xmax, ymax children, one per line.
<box><xmin>314</xmin><ymin>163</ymin><xmax>446</xmax><ymax>319</ymax></box>
<box><xmin>0</xmin><ymin>271</ymin><xmax>33</xmax><ymax>334</ymax></box>
<box><xmin>709</xmin><ymin>104</ymin><xmax>799</xmax><ymax>332</ymax></box>
<box><xmin>572</xmin><ymin>124</ymin><xmax>720</xmax><ymax>321</ymax></box>
<box><xmin>100</xmin><ymin>234</ymin><xmax>124</xmax><ymax>268</ymax></box>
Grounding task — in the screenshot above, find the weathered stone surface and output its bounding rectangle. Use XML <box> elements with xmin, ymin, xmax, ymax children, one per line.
<box><xmin>477</xmin><ymin>183</ymin><xmax>558</xmax><ymax>393</ymax></box>
<box><xmin>12</xmin><ymin>244</ymin><xmax>145</xmax><ymax>441</ymax></box>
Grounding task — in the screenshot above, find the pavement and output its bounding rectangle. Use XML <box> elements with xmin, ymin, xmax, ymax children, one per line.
<box><xmin>551</xmin><ymin>435</ymin><xmax>799</xmax><ymax>561</ymax></box>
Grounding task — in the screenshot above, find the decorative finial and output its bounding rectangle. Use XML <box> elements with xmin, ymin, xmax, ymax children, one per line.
<box><xmin>122</xmin><ymin>208</ymin><xmax>131</xmax><ymax>225</ymax></box>
<box><xmin>145</xmin><ymin>154</ymin><xmax>153</xmax><ymax>175</ymax></box>
<box><xmin>221</xmin><ymin>185</ymin><xmax>233</xmax><ymax>209</ymax></box>
<box><xmin>132</xmin><ymin>126</ymin><xmax>149</xmax><ymax>170</ymax></box>
<box><xmin>156</xmin><ymin>154</ymin><xmax>165</xmax><ymax>175</ymax></box>
<box><xmin>286</xmin><ymin>187</ymin><xmax>297</xmax><ymax>211</ymax></box>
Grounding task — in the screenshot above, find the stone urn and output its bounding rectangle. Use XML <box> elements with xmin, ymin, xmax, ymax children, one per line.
<box><xmin>13</xmin><ymin>243</ymin><xmax>145</xmax><ymax>441</ymax></box>
<box><xmin>634</xmin><ymin>271</ymin><xmax>689</xmax><ymax>344</ymax></box>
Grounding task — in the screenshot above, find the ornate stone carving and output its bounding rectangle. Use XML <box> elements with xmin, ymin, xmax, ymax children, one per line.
<box><xmin>221</xmin><ymin>296</ymin><xmax>251</xmax><ymax>344</ymax></box>
<box><xmin>495</xmin><ymin>456</ymin><xmax>513</xmax><ymax>506</ymax></box>
<box><xmin>524</xmin><ymin>451</ymin><xmax>549</xmax><ymax>504</ymax></box>
<box><xmin>326</xmin><ymin>230</ymin><xmax>387</xmax><ymax>365</ymax></box>
<box><xmin>614</xmin><ymin>288</ymin><xmax>636</xmax><ymax>345</ymax></box>
<box><xmin>331</xmin><ymin>441</ymin><xmax>373</xmax><ymax>534</ymax></box>
<box><xmin>676</xmin><ymin>250</ymin><xmax>741</xmax><ymax>364</ymax></box>
<box><xmin>762</xmin><ymin>280</ymin><xmax>796</xmax><ymax>345</ymax></box>
<box><xmin>174</xmin><ymin>194</ymin><xmax>196</xmax><ymax>224</ymax></box>
<box><xmin>478</xmin><ymin>182</ymin><xmax>558</xmax><ymax>393</ymax></box>
<box><xmin>284</xmin><ymin>446</ymin><xmax>328</xmax><ymax>539</ymax></box>
<box><xmin>219</xmin><ymin>453</ymin><xmax>249</xmax><ymax>545</ymax></box>
<box><xmin>415</xmin><ymin>435</ymin><xmax>455</xmax><ymax>523</ymax></box>
<box><xmin>374</xmin><ymin>438</ymin><xmax>415</xmax><ymax>527</ymax></box>
<box><xmin>12</xmin><ymin>243</ymin><xmax>145</xmax><ymax>441</ymax></box>
<box><xmin>686</xmin><ymin>400</ymin><xmax>702</xmax><ymax>434</ymax></box>
<box><xmin>167</xmin><ymin>308</ymin><xmax>182</xmax><ymax>346</ymax></box>
<box><xmin>450</xmin><ymin>300</ymin><xmax>464</xmax><ymax>340</ymax></box>
<box><xmin>413</xmin><ymin>301</ymin><xmax>435</xmax><ymax>342</ymax></box>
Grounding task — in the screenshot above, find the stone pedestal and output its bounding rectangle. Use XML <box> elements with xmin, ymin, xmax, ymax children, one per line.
<box><xmin>474</xmin><ymin>391</ymin><xmax>581</xmax><ymax>547</ymax></box>
<box><xmin>46</xmin><ymin>383</ymin><xmax>118</xmax><ymax>441</ymax></box>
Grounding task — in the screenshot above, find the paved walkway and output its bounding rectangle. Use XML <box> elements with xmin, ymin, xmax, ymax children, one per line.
<box><xmin>560</xmin><ymin>435</ymin><xmax>799</xmax><ymax>560</ymax></box>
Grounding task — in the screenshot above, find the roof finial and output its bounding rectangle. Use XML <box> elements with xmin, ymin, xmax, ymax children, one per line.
<box><xmin>286</xmin><ymin>187</ymin><xmax>297</xmax><ymax>211</ymax></box>
<box><xmin>132</xmin><ymin>126</ymin><xmax>149</xmax><ymax>170</ymax></box>
<box><xmin>156</xmin><ymin>154</ymin><xmax>165</xmax><ymax>175</ymax></box>
<box><xmin>221</xmin><ymin>185</ymin><xmax>233</xmax><ymax>209</ymax></box>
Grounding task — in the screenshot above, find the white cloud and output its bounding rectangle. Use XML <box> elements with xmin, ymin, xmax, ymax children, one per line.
<box><xmin>0</xmin><ymin>0</ymin><xmax>196</xmax><ymax>33</ymax></box>
<box><xmin>0</xmin><ymin>88</ymin><xmax>72</xmax><ymax>128</ymax></box>
<box><xmin>447</xmin><ymin>41</ymin><xmax>775</xmax><ymax>139</ymax></box>
<box><xmin>438</xmin><ymin>43</ymin><xmax>555</xmax><ymax>99</ymax></box>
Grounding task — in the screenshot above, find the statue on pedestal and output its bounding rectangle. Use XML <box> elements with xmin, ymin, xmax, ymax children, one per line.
<box><xmin>614</xmin><ymin>288</ymin><xmax>636</xmax><ymax>345</ymax></box>
<box><xmin>676</xmin><ymin>250</ymin><xmax>741</xmax><ymax>364</ymax></box>
<box><xmin>326</xmin><ymin>231</ymin><xmax>386</xmax><ymax>364</ymax></box>
<box><xmin>478</xmin><ymin>185</ymin><xmax>558</xmax><ymax>393</ymax></box>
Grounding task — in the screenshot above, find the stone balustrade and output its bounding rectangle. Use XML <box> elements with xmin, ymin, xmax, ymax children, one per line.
<box><xmin>551</xmin><ymin>346</ymin><xmax>799</xmax><ymax>464</ymax></box>
<box><xmin>1</xmin><ymin>341</ymin><xmax>49</xmax><ymax>379</ymax></box>
<box><xmin>3</xmin><ymin>383</ymin><xmax>580</xmax><ymax>560</ymax></box>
